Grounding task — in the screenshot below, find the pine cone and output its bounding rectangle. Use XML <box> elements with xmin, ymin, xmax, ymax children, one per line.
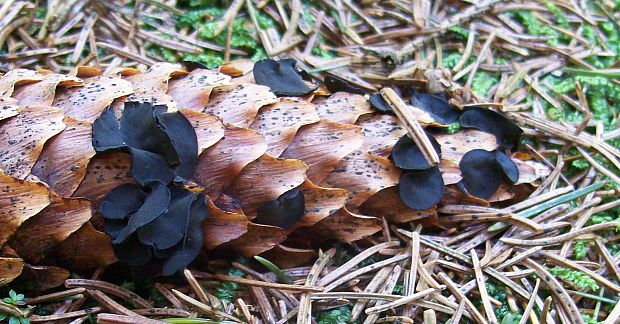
<box><xmin>0</xmin><ymin>60</ymin><xmax>548</xmax><ymax>284</ymax></box>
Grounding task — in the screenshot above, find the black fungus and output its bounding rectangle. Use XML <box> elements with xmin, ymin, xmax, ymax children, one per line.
<box><xmin>391</xmin><ymin>133</ymin><xmax>442</xmax><ymax>170</ymax></box>
<box><xmin>182</xmin><ymin>60</ymin><xmax>209</xmax><ymax>71</ymax></box>
<box><xmin>457</xmin><ymin>148</ymin><xmax>519</xmax><ymax>199</ymax></box>
<box><xmin>161</xmin><ymin>193</ymin><xmax>208</xmax><ymax>276</ymax></box>
<box><xmin>111</xmin><ymin>181</ymin><xmax>170</xmax><ymax>244</ymax></box>
<box><xmin>495</xmin><ymin>150</ymin><xmax>519</xmax><ymax>183</ymax></box>
<box><xmin>253</xmin><ymin>59</ymin><xmax>318</xmax><ymax>96</ymax></box>
<box><xmin>137</xmin><ymin>188</ymin><xmax>194</xmax><ymax>250</ymax></box>
<box><xmin>324</xmin><ymin>75</ymin><xmax>366</xmax><ymax>95</ymax></box>
<box><xmin>100</xmin><ymin>184</ymin><xmax>146</xmax><ymax>219</ymax></box>
<box><xmin>92</xmin><ymin>101</ymin><xmax>199</xmax><ymax>186</ymax></box>
<box><xmin>459</xmin><ymin>108</ymin><xmax>523</xmax><ymax>149</ymax></box>
<box><xmin>399</xmin><ymin>166</ymin><xmax>444</xmax><ymax>210</ymax></box>
<box><xmin>112</xmin><ymin>234</ymin><xmax>152</xmax><ymax>267</ymax></box>
<box><xmin>410</xmin><ymin>92</ymin><xmax>460</xmax><ymax>124</ymax></box>
<box><xmin>255</xmin><ymin>187</ymin><xmax>305</xmax><ymax>229</ymax></box>
<box><xmin>92</xmin><ymin>107</ymin><xmax>126</xmax><ymax>151</ymax></box>
<box><xmin>369</xmin><ymin>93</ymin><xmax>392</xmax><ymax>113</ymax></box>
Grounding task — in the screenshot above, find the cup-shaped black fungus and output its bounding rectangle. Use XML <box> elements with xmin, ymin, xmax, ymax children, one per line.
<box><xmin>324</xmin><ymin>75</ymin><xmax>366</xmax><ymax>95</ymax></box>
<box><xmin>255</xmin><ymin>187</ymin><xmax>305</xmax><ymax>229</ymax></box>
<box><xmin>410</xmin><ymin>92</ymin><xmax>461</xmax><ymax>124</ymax></box>
<box><xmin>457</xmin><ymin>148</ymin><xmax>519</xmax><ymax>199</ymax></box>
<box><xmin>459</xmin><ymin>108</ymin><xmax>523</xmax><ymax>149</ymax></box>
<box><xmin>495</xmin><ymin>150</ymin><xmax>519</xmax><ymax>184</ymax></box>
<box><xmin>398</xmin><ymin>166</ymin><xmax>445</xmax><ymax>210</ymax></box>
<box><xmin>92</xmin><ymin>101</ymin><xmax>199</xmax><ymax>186</ymax></box>
<box><xmin>253</xmin><ymin>59</ymin><xmax>318</xmax><ymax>96</ymax></box>
<box><xmin>391</xmin><ymin>133</ymin><xmax>442</xmax><ymax>171</ymax></box>
<box><xmin>109</xmin><ymin>182</ymin><xmax>170</xmax><ymax>244</ymax></box>
<box><xmin>369</xmin><ymin>93</ymin><xmax>392</xmax><ymax>113</ymax></box>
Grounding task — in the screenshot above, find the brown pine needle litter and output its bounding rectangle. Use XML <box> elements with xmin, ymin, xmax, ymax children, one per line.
<box><xmin>1</xmin><ymin>0</ymin><xmax>620</xmax><ymax>323</ymax></box>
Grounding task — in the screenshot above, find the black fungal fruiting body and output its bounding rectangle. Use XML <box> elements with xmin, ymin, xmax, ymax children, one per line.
<box><xmin>410</xmin><ymin>92</ymin><xmax>460</xmax><ymax>124</ymax></box>
<box><xmin>391</xmin><ymin>133</ymin><xmax>445</xmax><ymax>210</ymax></box>
<box><xmin>253</xmin><ymin>59</ymin><xmax>318</xmax><ymax>96</ymax></box>
<box><xmin>255</xmin><ymin>187</ymin><xmax>305</xmax><ymax>229</ymax></box>
<box><xmin>324</xmin><ymin>75</ymin><xmax>366</xmax><ymax>95</ymax></box>
<box><xmin>457</xmin><ymin>149</ymin><xmax>519</xmax><ymax>199</ymax></box>
<box><xmin>459</xmin><ymin>107</ymin><xmax>523</xmax><ymax>149</ymax></box>
<box><xmin>93</xmin><ymin>102</ymin><xmax>207</xmax><ymax>275</ymax></box>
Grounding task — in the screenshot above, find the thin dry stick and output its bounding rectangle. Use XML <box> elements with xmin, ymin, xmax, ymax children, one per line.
<box><xmin>595</xmin><ymin>239</ymin><xmax>620</xmax><ymax>283</ymax></box>
<box><xmin>207</xmin><ymin>273</ymin><xmax>323</xmax><ymax>292</ymax></box>
<box><xmin>539</xmin><ymin>297</ymin><xmax>553</xmax><ymax>324</ymax></box>
<box><xmin>297</xmin><ymin>249</ymin><xmax>335</xmax><ymax>324</ymax></box>
<box><xmin>26</xmin><ymin>288</ymin><xmax>85</xmax><ymax>305</ymax></box>
<box><xmin>65</xmin><ymin>280</ymin><xmax>152</xmax><ymax>309</ymax></box>
<box><xmin>453</xmin><ymin>23</ymin><xmax>477</xmax><ymax>73</ymax></box>
<box><xmin>603</xmin><ymin>299</ymin><xmax>620</xmax><ymax>324</ymax></box>
<box><xmin>437</xmin><ymin>273</ymin><xmax>489</xmax><ymax>324</ymax></box>
<box><xmin>576</xmin><ymin>146</ymin><xmax>620</xmax><ymax>186</ymax></box>
<box><xmin>466</xmin><ymin>31</ymin><xmax>496</xmax><ymax>89</ymax></box>
<box><xmin>96</xmin><ymin>314</ymin><xmax>166</xmax><ymax>324</ymax></box>
<box><xmin>451</xmin><ymin>300</ymin><xmax>467</xmax><ymax>324</ymax></box>
<box><xmin>518</xmin><ymin>279</ymin><xmax>541</xmax><ymax>324</ymax></box>
<box><xmin>363</xmin><ymin>265</ymin><xmax>403</xmax><ymax>324</ymax></box>
<box><xmin>365</xmin><ymin>288</ymin><xmax>439</xmax><ymax>315</ymax></box>
<box><xmin>318</xmin><ymin>241</ymin><xmax>399</xmax><ymax>286</ymax></box>
<box><xmin>471</xmin><ymin>250</ymin><xmax>498</xmax><ymax>324</ymax></box>
<box><xmin>521</xmin><ymin>259</ymin><xmax>583</xmax><ymax>324</ymax></box>
<box><xmin>381</xmin><ymin>88</ymin><xmax>439</xmax><ymax>165</ymax></box>
<box><xmin>407</xmin><ymin>231</ymin><xmax>420</xmax><ymax>296</ymax></box>
<box><xmin>171</xmin><ymin>289</ymin><xmax>242</xmax><ymax>322</ymax></box>
<box><xmin>213</xmin><ymin>0</ymin><xmax>244</xmax><ymax>36</ymax></box>
<box><xmin>183</xmin><ymin>269</ymin><xmax>210</xmax><ymax>305</ymax></box>
<box><xmin>324</xmin><ymin>254</ymin><xmax>410</xmax><ymax>292</ymax></box>
<box><xmin>501</xmin><ymin>221</ymin><xmax>620</xmax><ymax>246</ymax></box>
<box><xmin>351</xmin><ymin>266</ymin><xmax>394</xmax><ymax>321</ymax></box>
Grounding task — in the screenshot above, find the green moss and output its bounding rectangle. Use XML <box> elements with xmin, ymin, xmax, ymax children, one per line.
<box><xmin>317</xmin><ymin>306</ymin><xmax>354</xmax><ymax>324</ymax></box>
<box><xmin>471</xmin><ymin>71</ymin><xmax>499</xmax><ymax>98</ymax></box>
<box><xmin>549</xmin><ymin>266</ymin><xmax>599</xmax><ymax>291</ymax></box>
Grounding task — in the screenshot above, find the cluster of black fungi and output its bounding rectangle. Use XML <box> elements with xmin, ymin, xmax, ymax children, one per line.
<box><xmin>254</xmin><ymin>59</ymin><xmax>523</xmax><ymax>208</ymax></box>
<box><xmin>92</xmin><ymin>59</ymin><xmax>523</xmax><ymax>273</ymax></box>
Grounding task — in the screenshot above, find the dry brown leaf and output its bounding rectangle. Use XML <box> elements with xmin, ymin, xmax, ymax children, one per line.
<box><xmin>250</xmin><ymin>98</ymin><xmax>321</xmax><ymax>156</ymax></box>
<box><xmin>322</xmin><ymin>150</ymin><xmax>401</xmax><ymax>208</ymax></box>
<box><xmin>287</xmin><ymin>180</ymin><xmax>348</xmax><ymax>233</ymax></box>
<box><xmin>193</xmin><ymin>126</ymin><xmax>267</xmax><ymax>198</ymax></box>
<box><xmin>0</xmin><ymin>170</ymin><xmax>51</xmax><ymax>245</ymax></box>
<box><xmin>72</xmin><ymin>152</ymin><xmax>135</xmax><ymax>207</ymax></box>
<box><xmin>12</xmin><ymin>73</ymin><xmax>83</xmax><ymax>106</ymax></box>
<box><xmin>31</xmin><ymin>117</ymin><xmax>95</xmax><ymax>196</ymax></box>
<box><xmin>359</xmin><ymin>186</ymin><xmax>436</xmax><ymax>223</ymax></box>
<box><xmin>9</xmin><ymin>194</ymin><xmax>92</xmax><ymax>263</ymax></box>
<box><xmin>180</xmin><ymin>109</ymin><xmax>226</xmax><ymax>155</ymax></box>
<box><xmin>168</xmin><ymin>69</ymin><xmax>231</xmax><ymax>111</ymax></box>
<box><xmin>54</xmin><ymin>222</ymin><xmax>116</xmax><ymax>271</ymax></box>
<box><xmin>314</xmin><ymin>92</ymin><xmax>373</xmax><ymax>124</ymax></box>
<box><xmin>202</xmin><ymin>198</ymin><xmax>249</xmax><ymax>250</ymax></box>
<box><xmin>0</xmin><ymin>106</ymin><xmax>65</xmax><ymax>179</ymax></box>
<box><xmin>281</xmin><ymin>119</ymin><xmax>364</xmax><ymax>183</ymax></box>
<box><xmin>227</xmin><ymin>154</ymin><xmax>308</xmax><ymax>217</ymax></box>
<box><xmin>53</xmin><ymin>75</ymin><xmax>133</xmax><ymax>122</ymax></box>
<box><xmin>355</xmin><ymin>114</ymin><xmax>407</xmax><ymax>157</ymax></box>
<box><xmin>0</xmin><ymin>69</ymin><xmax>44</xmax><ymax>96</ymax></box>
<box><xmin>204</xmin><ymin>83</ymin><xmax>278</xmax><ymax>128</ymax></box>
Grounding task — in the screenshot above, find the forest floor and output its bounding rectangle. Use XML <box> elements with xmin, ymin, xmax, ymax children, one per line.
<box><xmin>1</xmin><ymin>0</ymin><xmax>620</xmax><ymax>323</ymax></box>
